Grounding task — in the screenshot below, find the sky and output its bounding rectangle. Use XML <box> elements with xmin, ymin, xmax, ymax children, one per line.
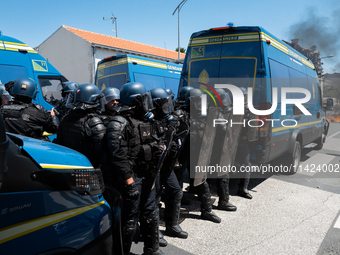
<box><xmin>1</xmin><ymin>0</ymin><xmax>339</xmax><ymax>73</ymax></box>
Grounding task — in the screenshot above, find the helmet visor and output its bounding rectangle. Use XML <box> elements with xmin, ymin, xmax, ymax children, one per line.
<box><xmin>65</xmin><ymin>90</ymin><xmax>76</xmax><ymax>109</ymax></box>
<box><xmin>140</xmin><ymin>92</ymin><xmax>154</xmax><ymax>112</ymax></box>
<box><xmin>160</xmin><ymin>97</ymin><xmax>174</xmax><ymax>115</ymax></box>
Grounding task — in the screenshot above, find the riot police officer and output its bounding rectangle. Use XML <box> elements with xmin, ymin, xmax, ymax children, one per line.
<box><xmin>56</xmin><ymin>83</ymin><xmax>106</xmax><ymax>169</ymax></box>
<box><xmin>173</xmin><ymin>86</ymin><xmax>192</xmax><ymax>189</ymax></box>
<box><xmin>106</xmin><ymin>82</ymin><xmax>163</xmax><ymax>255</ymax></box>
<box><xmin>150</xmin><ymin>88</ymin><xmax>188</xmax><ymax>241</ymax></box>
<box><xmin>208</xmin><ymin>88</ymin><xmax>237</xmax><ymax>211</ymax></box>
<box><xmin>180</xmin><ymin>87</ymin><xmax>221</xmax><ymax>223</ymax></box>
<box><xmin>99</xmin><ymin>87</ymin><xmax>120</xmax><ymax>188</ymax></box>
<box><xmin>55</xmin><ymin>81</ymin><xmax>79</xmax><ymax>119</ymax></box>
<box><xmin>101</xmin><ymin>87</ymin><xmax>120</xmax><ymax>116</ymax></box>
<box><xmin>235</xmin><ymin>87</ymin><xmax>253</xmax><ymax>199</ymax></box>
<box><xmin>0</xmin><ymin>77</ymin><xmax>58</xmax><ymax>140</ymax></box>
<box><xmin>175</xmin><ymin>86</ymin><xmax>192</xmax><ymax>109</ymax></box>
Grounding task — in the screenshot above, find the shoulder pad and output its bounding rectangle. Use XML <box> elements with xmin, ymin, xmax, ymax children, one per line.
<box><xmin>110</xmin><ymin>115</ymin><xmax>128</xmax><ymax>125</ymax></box>
<box><xmin>87</xmin><ymin>116</ymin><xmax>104</xmax><ymax>128</ymax></box>
<box><xmin>1</xmin><ymin>104</ymin><xmax>27</xmax><ymax>111</ymax></box>
<box><xmin>107</xmin><ymin>115</ymin><xmax>128</xmax><ymax>132</ymax></box>
<box><xmin>32</xmin><ymin>103</ymin><xmax>44</xmax><ymax>111</ymax></box>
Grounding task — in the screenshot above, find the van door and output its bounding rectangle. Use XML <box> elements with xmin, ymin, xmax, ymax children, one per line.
<box><xmin>308</xmin><ymin>79</ymin><xmax>323</xmax><ymax>142</ymax></box>
<box><xmin>187</xmin><ymin>48</ymin><xmax>222</xmax><ymax>89</ymax></box>
<box><xmin>96</xmin><ymin>58</ymin><xmax>128</xmax><ymax>90</ymax></box>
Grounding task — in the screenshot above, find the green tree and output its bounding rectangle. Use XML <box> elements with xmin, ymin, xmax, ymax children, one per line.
<box><xmin>175</xmin><ymin>47</ymin><xmax>186</xmax><ymax>53</ymax></box>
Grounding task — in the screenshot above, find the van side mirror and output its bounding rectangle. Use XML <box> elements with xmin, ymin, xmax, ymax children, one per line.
<box><xmin>323</xmin><ymin>98</ymin><xmax>334</xmax><ymax>111</ymax></box>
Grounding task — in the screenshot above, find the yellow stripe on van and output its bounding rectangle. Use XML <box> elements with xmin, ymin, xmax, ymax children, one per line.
<box><xmin>127</xmin><ymin>57</ymin><xmax>168</xmax><ymax>69</ymax></box>
<box><xmin>97</xmin><ymin>57</ymin><xmax>170</xmax><ymax>71</ymax></box>
<box><xmin>3</xmin><ymin>41</ymin><xmax>37</xmax><ymax>53</ymax></box>
<box><xmin>97</xmin><ymin>58</ymin><xmax>128</xmax><ymax>71</ymax></box>
<box><xmin>97</xmin><ymin>72</ymin><xmax>127</xmax><ymax>81</ymax></box>
<box><xmin>40</xmin><ymin>163</ymin><xmax>94</xmax><ymax>169</ymax></box>
<box><xmin>189</xmin><ymin>32</ymin><xmax>314</xmax><ymax>70</ymax></box>
<box><xmin>260</xmin><ymin>32</ymin><xmax>314</xmax><ymax>69</ymax></box>
<box><xmin>0</xmin><ymin>201</ymin><xmax>105</xmax><ymax>245</ymax></box>
<box><xmin>272</xmin><ymin>119</ymin><xmax>323</xmax><ymax>133</ymax></box>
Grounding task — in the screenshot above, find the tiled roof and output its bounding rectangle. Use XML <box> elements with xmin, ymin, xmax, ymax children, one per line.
<box><xmin>63</xmin><ymin>25</ymin><xmax>185</xmax><ymax>60</ymax></box>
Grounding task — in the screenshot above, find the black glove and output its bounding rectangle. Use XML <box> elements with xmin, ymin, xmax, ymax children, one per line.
<box><xmin>126</xmin><ymin>182</ymin><xmax>140</xmax><ymax>200</ymax></box>
<box><xmin>169</xmin><ymin>142</ymin><xmax>178</xmax><ymax>156</ymax></box>
<box><xmin>152</xmin><ymin>143</ymin><xmax>165</xmax><ymax>159</ymax></box>
<box><xmin>4</xmin><ymin>81</ymin><xmax>14</xmax><ymax>93</ymax></box>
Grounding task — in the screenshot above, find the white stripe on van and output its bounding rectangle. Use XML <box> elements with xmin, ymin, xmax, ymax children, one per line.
<box><xmin>3</xmin><ymin>42</ymin><xmax>36</xmax><ymax>53</ymax></box>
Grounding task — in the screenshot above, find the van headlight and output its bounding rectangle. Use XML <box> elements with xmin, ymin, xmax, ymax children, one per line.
<box><xmin>32</xmin><ymin>168</ymin><xmax>105</xmax><ymax>196</ymax></box>
<box><xmin>73</xmin><ymin>168</ymin><xmax>105</xmax><ymax>195</ymax></box>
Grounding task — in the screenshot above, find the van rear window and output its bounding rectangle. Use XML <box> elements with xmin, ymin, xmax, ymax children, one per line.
<box><xmin>188</xmin><ymin>57</ymin><xmax>256</xmax><ymax>89</ymax></box>
<box><xmin>97</xmin><ymin>73</ymin><xmax>127</xmax><ymax>90</ymax></box>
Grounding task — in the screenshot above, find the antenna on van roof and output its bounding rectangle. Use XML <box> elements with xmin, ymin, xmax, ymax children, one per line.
<box><xmin>103</xmin><ymin>12</ymin><xmax>117</xmax><ymax>37</ymax></box>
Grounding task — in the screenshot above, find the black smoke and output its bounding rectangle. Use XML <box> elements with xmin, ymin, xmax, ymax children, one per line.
<box><xmin>288</xmin><ymin>7</ymin><xmax>340</xmax><ymax>73</ymax></box>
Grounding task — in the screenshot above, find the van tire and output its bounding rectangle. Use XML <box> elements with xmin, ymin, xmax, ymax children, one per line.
<box><xmin>285</xmin><ymin>141</ymin><xmax>301</xmax><ymax>173</ymax></box>
<box><xmin>314</xmin><ymin>135</ymin><xmax>324</xmax><ymax>150</ymax></box>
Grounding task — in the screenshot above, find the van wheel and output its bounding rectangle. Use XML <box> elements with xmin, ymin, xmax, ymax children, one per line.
<box><xmin>285</xmin><ymin>141</ymin><xmax>301</xmax><ymax>173</ymax></box>
<box><xmin>314</xmin><ymin>135</ymin><xmax>324</xmax><ymax>150</ymax></box>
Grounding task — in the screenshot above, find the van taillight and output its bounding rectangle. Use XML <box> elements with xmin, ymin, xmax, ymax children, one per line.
<box><xmin>104</xmin><ymin>56</ymin><xmax>114</xmax><ymax>61</ymax></box>
<box><xmin>209</xmin><ymin>26</ymin><xmax>237</xmax><ymax>32</ymax></box>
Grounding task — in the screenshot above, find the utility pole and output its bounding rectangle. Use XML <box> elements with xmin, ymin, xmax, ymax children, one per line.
<box><xmin>172</xmin><ymin>0</ymin><xmax>188</xmax><ymax>60</ymax></box>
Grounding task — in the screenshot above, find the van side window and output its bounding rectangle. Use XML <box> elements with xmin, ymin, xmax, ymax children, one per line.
<box><xmin>269</xmin><ymin>59</ymin><xmax>289</xmax><ymax>103</ymax></box>
<box><xmin>288</xmin><ymin>68</ymin><xmax>309</xmax><ymax>100</ymax></box>
<box><xmin>269</xmin><ymin>59</ymin><xmax>315</xmax><ymax>105</ymax></box>
<box><xmin>38</xmin><ymin>77</ymin><xmax>64</xmax><ymax>106</ymax></box>
<box><xmin>0</xmin><ymin>64</ymin><xmax>29</xmax><ymax>85</ymax></box>
<box><xmin>134</xmin><ymin>73</ymin><xmax>165</xmax><ymax>89</ymax></box>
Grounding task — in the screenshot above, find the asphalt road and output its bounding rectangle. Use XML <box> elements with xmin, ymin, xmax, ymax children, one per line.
<box><xmin>131</xmin><ymin>123</ymin><xmax>340</xmax><ymax>255</ymax></box>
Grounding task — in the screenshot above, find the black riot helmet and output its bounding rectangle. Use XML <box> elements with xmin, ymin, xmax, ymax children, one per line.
<box><xmin>67</xmin><ymin>83</ymin><xmax>102</xmax><ymax>110</ymax></box>
<box><xmin>101</xmin><ymin>87</ymin><xmax>120</xmax><ymax>104</ymax></box>
<box><xmin>101</xmin><ymin>87</ymin><xmax>120</xmax><ymax>112</ymax></box>
<box><xmin>58</xmin><ymin>81</ymin><xmax>79</xmax><ymax>98</ymax></box>
<box><xmin>185</xmin><ymin>88</ymin><xmax>203</xmax><ymax>111</ymax></box>
<box><xmin>178</xmin><ymin>86</ymin><xmax>193</xmax><ymax>102</ymax></box>
<box><xmin>11</xmin><ymin>77</ymin><xmax>38</xmax><ymax>100</ymax></box>
<box><xmin>150</xmin><ymin>88</ymin><xmax>174</xmax><ymax>117</ymax></box>
<box><xmin>164</xmin><ymin>88</ymin><xmax>174</xmax><ymax>99</ymax></box>
<box><xmin>119</xmin><ymin>82</ymin><xmax>154</xmax><ymax>119</ymax></box>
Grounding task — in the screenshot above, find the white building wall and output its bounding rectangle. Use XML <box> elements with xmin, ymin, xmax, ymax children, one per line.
<box><xmin>37</xmin><ymin>26</ymin><xmax>93</xmax><ymax>84</ymax></box>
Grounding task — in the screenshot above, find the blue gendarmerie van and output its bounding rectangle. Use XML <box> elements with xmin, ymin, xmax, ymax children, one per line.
<box><xmin>179</xmin><ymin>25</ymin><xmax>332</xmax><ymax>169</ymax></box>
